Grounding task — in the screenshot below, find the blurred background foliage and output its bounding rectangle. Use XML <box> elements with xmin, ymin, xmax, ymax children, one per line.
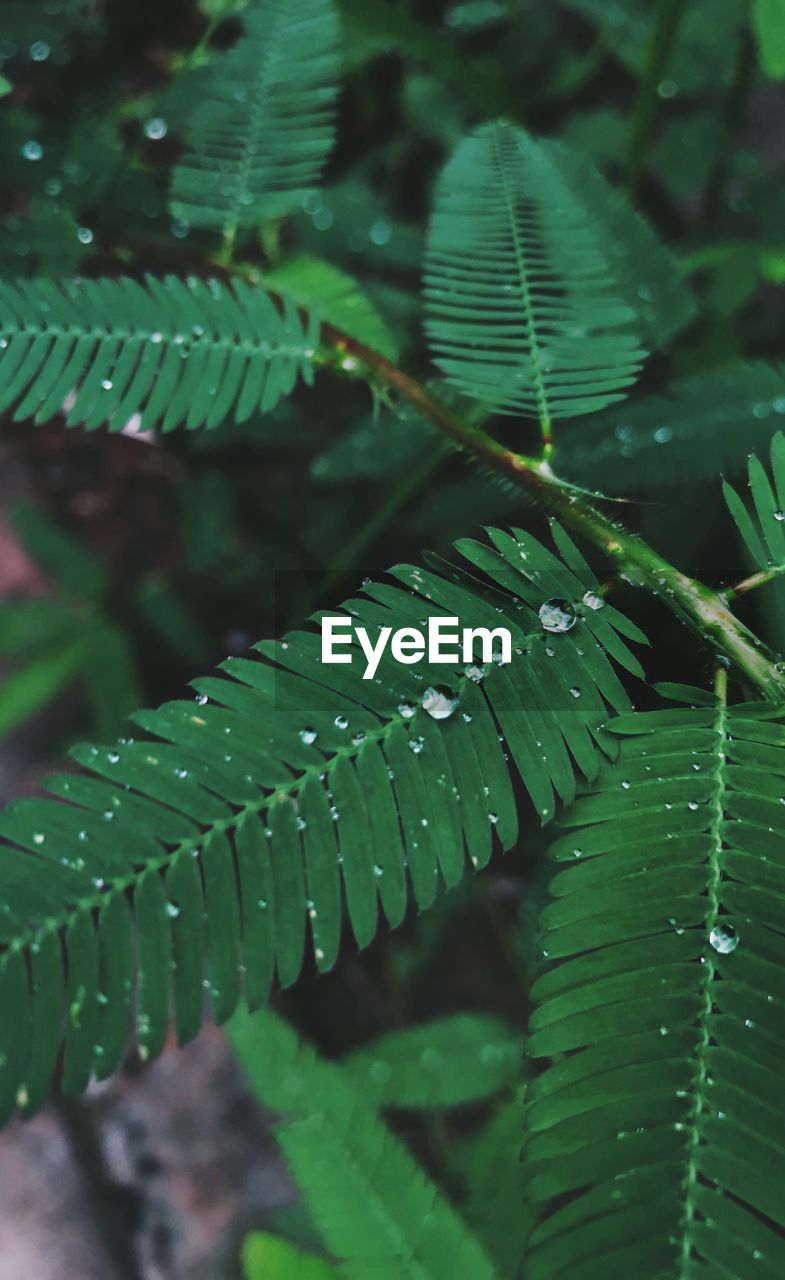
<box><xmin>0</xmin><ymin>0</ymin><xmax>784</xmax><ymax>1272</ymax></box>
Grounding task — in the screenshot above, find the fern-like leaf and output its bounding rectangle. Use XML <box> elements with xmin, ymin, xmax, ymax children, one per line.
<box><xmin>723</xmin><ymin>431</ymin><xmax>785</xmax><ymax>576</ymax></box>
<box><xmin>344</xmin><ymin>1012</ymin><xmax>522</xmax><ymax>1108</ymax></box>
<box><xmin>555</xmin><ymin>362</ymin><xmax>785</xmax><ymax>493</ymax></box>
<box><xmin>0</xmin><ymin>276</ymin><xmax>318</xmax><ymax>431</ymax></box>
<box><xmin>424</xmin><ymin>121</ymin><xmax>645</xmax><ymax>425</ymax></box>
<box><xmin>0</xmin><ymin>524</ymin><xmax>643</xmax><ymax>1120</ymax></box>
<box><xmin>169</xmin><ymin>0</ymin><xmax>340</xmax><ymax>245</ymax></box>
<box><xmin>523</xmin><ymin>686</ymin><xmax>785</xmax><ymax>1277</ymax></box>
<box><xmin>231</xmin><ymin>1006</ymin><xmax>500</xmax><ymax>1279</ymax></box>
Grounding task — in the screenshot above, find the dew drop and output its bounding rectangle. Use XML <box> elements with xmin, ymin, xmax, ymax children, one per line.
<box><xmin>299</xmin><ymin>727</ymin><xmax>317</xmax><ymax>745</ymax></box>
<box><xmin>539</xmin><ymin>598</ymin><xmax>576</xmax><ymax>633</ymax></box>
<box><xmin>144</xmin><ymin>116</ymin><xmax>167</xmax><ymax>140</ymax></box>
<box><xmin>334</xmin><ymin>714</ymin><xmax>348</xmax><ymax>729</ymax></box>
<box><xmin>22</xmin><ymin>140</ymin><xmax>43</xmax><ymax>161</ymax></box>
<box><xmin>775</xmin><ymin>511</ymin><xmax>785</xmax><ymax>523</ymax></box>
<box><xmin>195</xmin><ymin>693</ymin><xmax>208</xmax><ymax>706</ymax></box>
<box><xmin>408</xmin><ymin>736</ymin><xmax>425</xmax><ymax>754</ymax></box>
<box><xmin>77</xmin><ymin>226</ymin><xmax>93</xmax><ymax>244</ymax></box>
<box><xmin>421</xmin><ymin>686</ymin><xmax>458</xmax><ymax>720</ymax></box>
<box><xmin>398</xmin><ymin>702</ymin><xmax>415</xmax><ymax>719</ymax></box>
<box><xmin>582</xmin><ymin>590</ymin><xmax>604</xmax><ymax>611</ymax></box>
<box><xmin>709</xmin><ymin>922</ymin><xmax>739</xmax><ymax>954</ymax></box>
<box><xmin>464</xmin><ymin>664</ymin><xmax>485</xmax><ymax>682</ymax></box>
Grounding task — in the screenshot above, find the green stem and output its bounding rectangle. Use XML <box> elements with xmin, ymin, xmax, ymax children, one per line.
<box><xmin>725</xmin><ymin>562</ymin><xmax>785</xmax><ymax>601</ymax></box>
<box><xmin>320</xmin><ymin>324</ymin><xmax>785</xmax><ymax>701</ymax></box>
<box><xmin>624</xmin><ymin>0</ymin><xmax>688</xmax><ymax>194</ymax></box>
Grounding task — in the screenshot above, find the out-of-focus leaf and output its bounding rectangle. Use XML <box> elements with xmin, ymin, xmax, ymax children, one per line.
<box><xmin>242</xmin><ymin>1233</ymin><xmax>337</xmax><ymax>1279</ymax></box>
<box><xmin>266</xmin><ymin>256</ymin><xmax>398</xmax><ymax>359</ymax></box>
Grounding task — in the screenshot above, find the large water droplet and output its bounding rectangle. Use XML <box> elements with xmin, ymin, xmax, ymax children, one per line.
<box><xmin>539</xmin><ymin>599</ymin><xmax>576</xmax><ymax>633</ymax></box>
<box><xmin>709</xmin><ymin>922</ymin><xmax>738</xmax><ymax>954</ymax></box>
<box><xmin>582</xmin><ymin>590</ymin><xmax>604</xmax><ymax>611</ymax></box>
<box><xmin>421</xmin><ymin>686</ymin><xmax>458</xmax><ymax>720</ymax></box>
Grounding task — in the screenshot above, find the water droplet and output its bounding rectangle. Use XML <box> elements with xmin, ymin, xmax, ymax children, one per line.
<box><xmin>775</xmin><ymin>511</ymin><xmax>785</xmax><ymax>523</ymax></box>
<box><xmin>621</xmin><ymin>780</ymin><xmax>631</xmax><ymax>790</ymax></box>
<box><xmin>101</xmin><ymin>378</ymin><xmax>113</xmax><ymax>390</ymax></box>
<box><xmin>22</xmin><ymin>140</ymin><xmax>43</xmax><ymax>161</ymax></box>
<box><xmin>569</xmin><ymin>686</ymin><xmax>581</xmax><ymax>699</ymax></box>
<box><xmin>654</xmin><ymin>426</ymin><xmax>673</xmax><ymax>444</ymax></box>
<box><xmin>408</xmin><ymin>736</ymin><xmax>425</xmax><ymax>754</ymax></box>
<box><xmin>709</xmin><ymin>922</ymin><xmax>738</xmax><ymax>954</ymax></box>
<box><xmin>32</xmin><ymin>832</ymin><xmax>45</xmax><ymax>845</ymax></box>
<box><xmin>334</xmin><ymin>714</ymin><xmax>348</xmax><ymax>729</ymax></box>
<box><xmin>421</xmin><ymin>686</ymin><xmax>458</xmax><ymax>720</ymax></box>
<box><xmin>165</xmin><ymin>902</ymin><xmax>180</xmax><ymax>919</ymax></box>
<box><xmin>582</xmin><ymin>590</ymin><xmax>604</xmax><ymax>611</ymax></box>
<box><xmin>464</xmin><ymin>664</ymin><xmax>485</xmax><ymax>682</ymax></box>
<box><xmin>149</xmin><ymin>331</ymin><xmax>163</xmax><ymax>344</ymax></box>
<box><xmin>539</xmin><ymin>598</ymin><xmax>576</xmax><ymax>633</ymax></box>
<box><xmin>195</xmin><ymin>693</ymin><xmax>208</xmax><ymax>706</ymax></box>
<box><xmin>398</xmin><ymin>702</ymin><xmax>415</xmax><ymax>719</ymax></box>
<box><xmin>77</xmin><ymin>226</ymin><xmax>93</xmax><ymax>244</ymax></box>
<box><xmin>30</xmin><ymin>41</ymin><xmax>50</xmax><ymax>61</ymax></box>
<box><xmin>144</xmin><ymin>117</ymin><xmax>167</xmax><ymax>140</ymax></box>
<box><xmin>299</xmin><ymin>727</ymin><xmax>317</xmax><ymax>745</ymax></box>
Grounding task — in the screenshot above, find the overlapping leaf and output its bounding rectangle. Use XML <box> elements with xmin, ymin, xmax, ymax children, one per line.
<box><xmin>424</xmin><ymin>121</ymin><xmax>645</xmax><ymax>425</ymax></box>
<box><xmin>231</xmin><ymin>1007</ymin><xmax>499</xmax><ymax>1279</ymax></box>
<box><xmin>169</xmin><ymin>0</ymin><xmax>340</xmax><ymax>244</ymax></box>
<box><xmin>523</xmin><ymin>686</ymin><xmax>785</xmax><ymax>1278</ymax></box>
<box><xmin>0</xmin><ymin>523</ymin><xmax>643</xmax><ymax>1121</ymax></box>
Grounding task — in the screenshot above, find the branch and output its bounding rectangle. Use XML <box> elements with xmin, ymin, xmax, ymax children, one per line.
<box><xmin>320</xmin><ymin>324</ymin><xmax>785</xmax><ymax>701</ymax></box>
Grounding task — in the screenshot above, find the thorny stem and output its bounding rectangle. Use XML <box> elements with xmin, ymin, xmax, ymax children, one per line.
<box><xmin>624</xmin><ymin>0</ymin><xmax>688</xmax><ymax>195</ymax></box>
<box><xmin>320</xmin><ymin>324</ymin><xmax>785</xmax><ymax>701</ymax></box>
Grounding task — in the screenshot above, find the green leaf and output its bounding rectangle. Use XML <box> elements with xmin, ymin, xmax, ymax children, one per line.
<box><xmin>0</xmin><ymin>637</ymin><xmax>88</xmax><ymax>742</ymax></box>
<box><xmin>169</xmin><ymin>0</ymin><xmax>340</xmax><ymax>244</ymax></box>
<box><xmin>0</xmin><ymin>276</ymin><xmax>318</xmax><ymax>433</ymax></box>
<box><xmin>242</xmin><ymin>1232</ymin><xmax>338</xmax><ymax>1279</ymax></box>
<box><xmin>265</xmin><ymin>256</ymin><xmax>398</xmax><ymax>359</ymax></box>
<box><xmin>462</xmin><ymin>1091</ymin><xmax>530</xmax><ymax>1280</ymax></box>
<box><xmin>0</xmin><ymin>522</ymin><xmax>643</xmax><ymax>1118</ymax></box>
<box><xmin>751</xmin><ymin>0</ymin><xmax>785</xmax><ymax>77</ymax></box>
<box><xmin>231</xmin><ymin>1007</ymin><xmax>500</xmax><ymax>1279</ymax></box>
<box><xmin>555</xmin><ymin>362</ymin><xmax>785</xmax><ymax>493</ymax></box>
<box><xmin>723</xmin><ymin>432</ymin><xmax>785</xmax><ymax>575</ymax></box>
<box><xmin>424</xmin><ymin>122</ymin><xmax>645</xmax><ymax>426</ymax></box>
<box><xmin>522</xmin><ymin>689</ymin><xmax>785</xmax><ymax>1277</ymax></box>
<box><xmin>0</xmin><ymin>75</ymin><xmax>12</xmax><ymax>98</ymax></box>
<box><xmin>11</xmin><ymin>502</ymin><xmax>107</xmax><ymax>601</ymax></box>
<box><xmin>344</xmin><ymin>1013</ymin><xmax>523</xmax><ymax>1108</ymax></box>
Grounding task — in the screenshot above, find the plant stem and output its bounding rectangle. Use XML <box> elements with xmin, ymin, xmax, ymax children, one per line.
<box><xmin>624</xmin><ymin>0</ymin><xmax>688</xmax><ymax>195</ymax></box>
<box><xmin>725</xmin><ymin>562</ymin><xmax>785</xmax><ymax>601</ymax></box>
<box><xmin>320</xmin><ymin>324</ymin><xmax>785</xmax><ymax>700</ymax></box>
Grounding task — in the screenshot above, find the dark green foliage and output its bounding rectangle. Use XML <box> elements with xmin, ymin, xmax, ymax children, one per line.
<box><xmin>231</xmin><ymin>1007</ymin><xmax>500</xmax><ymax>1278</ymax></box>
<box><xmin>723</xmin><ymin>432</ymin><xmax>785</xmax><ymax>573</ymax></box>
<box><xmin>523</xmin><ymin>689</ymin><xmax>785</xmax><ymax>1277</ymax></box>
<box><xmin>0</xmin><ymin>524</ymin><xmax>642</xmax><ymax>1120</ymax></box>
<box><xmin>170</xmin><ymin>0</ymin><xmax>340</xmax><ymax>244</ymax></box>
<box><xmin>424</xmin><ymin>122</ymin><xmax>645</xmax><ymax>425</ymax></box>
<box><xmin>555</xmin><ymin>364</ymin><xmax>785</xmax><ymax>493</ymax></box>
<box><xmin>0</xmin><ymin>276</ymin><xmax>318</xmax><ymax>431</ymax></box>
